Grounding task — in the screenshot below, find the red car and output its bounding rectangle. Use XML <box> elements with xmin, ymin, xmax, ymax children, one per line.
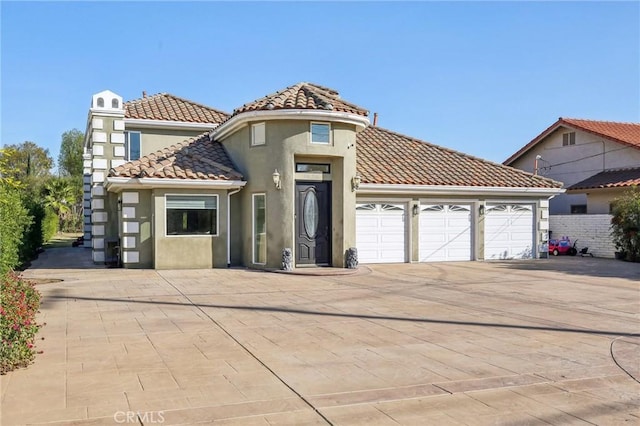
<box><xmin>548</xmin><ymin>238</ymin><xmax>577</xmax><ymax>256</ymax></box>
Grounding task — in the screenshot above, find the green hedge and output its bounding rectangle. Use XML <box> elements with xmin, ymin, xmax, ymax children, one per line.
<box><xmin>43</xmin><ymin>207</ymin><xmax>58</xmax><ymax>242</ymax></box>
<box><xmin>0</xmin><ymin>272</ymin><xmax>42</xmax><ymax>374</ymax></box>
<box><xmin>0</xmin><ymin>183</ymin><xmax>31</xmax><ymax>275</ymax></box>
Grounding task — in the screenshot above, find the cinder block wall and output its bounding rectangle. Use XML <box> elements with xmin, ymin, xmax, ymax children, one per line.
<box><xmin>549</xmin><ymin>214</ymin><xmax>616</xmax><ymax>258</ymax></box>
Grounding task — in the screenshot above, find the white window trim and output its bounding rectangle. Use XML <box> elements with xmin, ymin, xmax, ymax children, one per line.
<box><xmin>164</xmin><ymin>193</ymin><xmax>219</xmax><ymax>238</ymax></box>
<box><xmin>251</xmin><ymin>122</ymin><xmax>266</xmax><ymax>146</ymax></box>
<box><xmin>252</xmin><ymin>193</ymin><xmax>267</xmax><ymax>265</ymax></box>
<box><xmin>310</xmin><ymin>122</ymin><xmax>332</xmax><ymax>145</ymax></box>
<box><xmin>125</xmin><ymin>131</ymin><xmax>142</xmax><ymax>161</ymax></box>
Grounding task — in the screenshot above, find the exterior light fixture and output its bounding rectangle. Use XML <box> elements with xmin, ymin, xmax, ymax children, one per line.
<box><xmin>351</xmin><ymin>174</ymin><xmax>361</xmax><ymax>192</ymax></box>
<box><xmin>412</xmin><ymin>204</ymin><xmax>419</xmax><ymax>216</ymax></box>
<box><xmin>479</xmin><ymin>204</ymin><xmax>485</xmax><ymax>216</ymax></box>
<box><xmin>272</xmin><ymin>169</ymin><xmax>281</xmax><ymax>190</ymax></box>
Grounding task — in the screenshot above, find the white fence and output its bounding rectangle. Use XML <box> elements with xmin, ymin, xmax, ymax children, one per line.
<box><xmin>549</xmin><ymin>214</ymin><xmax>616</xmax><ymax>258</ymax></box>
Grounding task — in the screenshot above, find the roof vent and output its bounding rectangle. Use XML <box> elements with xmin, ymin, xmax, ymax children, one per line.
<box><xmin>266</xmin><ymin>102</ymin><xmax>275</xmax><ymax>110</ymax></box>
<box><xmin>324</xmin><ymin>103</ymin><xmax>333</xmax><ymax>110</ymax></box>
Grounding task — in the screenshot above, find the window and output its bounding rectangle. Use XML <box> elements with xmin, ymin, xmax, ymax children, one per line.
<box><xmin>251</xmin><ymin>122</ymin><xmax>265</xmax><ymax>146</ymax></box>
<box><xmin>570</xmin><ymin>204</ymin><xmax>587</xmax><ymax>214</ymax></box>
<box><xmin>111</xmin><ymin>98</ymin><xmax>119</xmax><ymax>108</ymax></box>
<box><xmin>125</xmin><ymin>131</ymin><xmax>141</xmax><ymax>161</ymax></box>
<box><xmin>562</xmin><ymin>132</ymin><xmax>576</xmax><ymax>146</ymax></box>
<box><xmin>311</xmin><ymin>123</ymin><xmax>331</xmax><ymax>144</ymax></box>
<box><xmin>97</xmin><ymin>97</ymin><xmax>105</xmax><ymax>108</ymax></box>
<box><xmin>296</xmin><ymin>163</ymin><xmax>331</xmax><ymax>173</ymax></box>
<box><xmin>253</xmin><ymin>194</ymin><xmax>266</xmax><ymax>264</ymax></box>
<box><xmin>166</xmin><ymin>195</ymin><xmax>217</xmax><ymax>236</ymax></box>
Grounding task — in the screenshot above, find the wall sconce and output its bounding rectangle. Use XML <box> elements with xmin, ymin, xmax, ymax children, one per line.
<box><xmin>479</xmin><ymin>204</ymin><xmax>485</xmax><ymax>216</ymax></box>
<box><xmin>351</xmin><ymin>174</ymin><xmax>361</xmax><ymax>192</ymax></box>
<box><xmin>412</xmin><ymin>204</ymin><xmax>419</xmax><ymax>216</ymax></box>
<box><xmin>272</xmin><ymin>169</ymin><xmax>281</xmax><ymax>190</ymax></box>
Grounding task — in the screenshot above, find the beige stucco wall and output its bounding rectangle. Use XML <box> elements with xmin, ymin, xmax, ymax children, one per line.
<box><xmin>152</xmin><ymin>188</ymin><xmax>229</xmax><ymax>269</ymax></box>
<box><xmin>125</xmin><ymin>126</ymin><xmax>210</xmax><ymax>157</ymax></box>
<box><xmin>584</xmin><ymin>188</ymin><xmax>628</xmax><ymax>214</ymax></box>
<box><xmin>221</xmin><ymin>120</ymin><xmax>357</xmax><ymax>269</ymax></box>
<box><xmin>509</xmin><ymin>127</ymin><xmax>640</xmax><ymax>214</ymax></box>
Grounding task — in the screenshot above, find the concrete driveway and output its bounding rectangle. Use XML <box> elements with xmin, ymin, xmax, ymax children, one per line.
<box><xmin>1</xmin><ymin>249</ymin><xmax>639</xmax><ymax>425</ymax></box>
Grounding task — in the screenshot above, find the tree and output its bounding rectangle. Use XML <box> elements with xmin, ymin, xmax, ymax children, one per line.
<box><xmin>611</xmin><ymin>186</ymin><xmax>640</xmax><ymax>262</ymax></box>
<box><xmin>0</xmin><ymin>142</ymin><xmax>53</xmax><ymax>191</ymax></box>
<box><xmin>58</xmin><ymin>129</ymin><xmax>84</xmax><ymax>177</ymax></box>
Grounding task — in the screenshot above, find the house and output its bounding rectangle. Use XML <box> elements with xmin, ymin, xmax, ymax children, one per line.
<box><xmin>504</xmin><ymin>118</ymin><xmax>640</xmax><ymax>215</ymax></box>
<box><xmin>83</xmin><ymin>83</ymin><xmax>563</xmax><ymax>269</ymax></box>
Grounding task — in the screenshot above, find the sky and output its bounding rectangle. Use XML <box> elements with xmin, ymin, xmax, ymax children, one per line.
<box><xmin>1</xmin><ymin>1</ymin><xmax>639</xmax><ymax>170</ymax></box>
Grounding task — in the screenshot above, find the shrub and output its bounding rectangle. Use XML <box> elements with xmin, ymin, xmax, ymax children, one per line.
<box><xmin>611</xmin><ymin>186</ymin><xmax>640</xmax><ymax>262</ymax></box>
<box><xmin>42</xmin><ymin>207</ymin><xmax>58</xmax><ymax>242</ymax></box>
<box><xmin>0</xmin><ymin>272</ymin><xmax>41</xmax><ymax>374</ymax></box>
<box><xmin>19</xmin><ymin>198</ymin><xmax>45</xmax><ymax>266</ymax></box>
<box><xmin>0</xmin><ymin>183</ymin><xmax>31</xmax><ymax>275</ymax></box>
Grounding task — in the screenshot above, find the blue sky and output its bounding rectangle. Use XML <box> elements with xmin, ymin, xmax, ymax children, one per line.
<box><xmin>1</xmin><ymin>1</ymin><xmax>638</xmax><ymax>168</ymax></box>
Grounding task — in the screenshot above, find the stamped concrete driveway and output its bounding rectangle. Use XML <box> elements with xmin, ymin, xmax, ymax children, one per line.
<box><xmin>1</xmin><ymin>249</ymin><xmax>639</xmax><ymax>425</ymax></box>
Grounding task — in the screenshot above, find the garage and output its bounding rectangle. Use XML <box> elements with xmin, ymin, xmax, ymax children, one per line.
<box><xmin>419</xmin><ymin>204</ymin><xmax>472</xmax><ymax>262</ymax></box>
<box><xmin>356</xmin><ymin>203</ymin><xmax>406</xmax><ymax>263</ymax></box>
<box><xmin>484</xmin><ymin>204</ymin><xmax>534</xmax><ymax>260</ymax></box>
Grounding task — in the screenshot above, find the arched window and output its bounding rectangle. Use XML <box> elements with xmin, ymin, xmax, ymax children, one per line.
<box><xmin>97</xmin><ymin>97</ymin><xmax>104</xmax><ymax>108</ymax></box>
<box><xmin>111</xmin><ymin>98</ymin><xmax>119</xmax><ymax>108</ymax></box>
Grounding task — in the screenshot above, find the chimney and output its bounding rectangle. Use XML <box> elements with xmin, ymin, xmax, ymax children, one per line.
<box><xmin>373</xmin><ymin>112</ymin><xmax>378</xmax><ymax>127</ymax></box>
<box><xmin>142</xmin><ymin>91</ymin><xmax>147</xmax><ymax>98</ymax></box>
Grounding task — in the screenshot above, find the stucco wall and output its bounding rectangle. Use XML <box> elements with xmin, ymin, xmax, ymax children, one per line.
<box><xmin>549</xmin><ymin>214</ymin><xmax>615</xmax><ymax>258</ymax></box>
<box><xmin>125</xmin><ymin>127</ymin><xmax>209</xmax><ymax>157</ymax></box>
<box><xmin>585</xmin><ymin>188</ymin><xmax>627</xmax><ymax>214</ymax></box>
<box><xmin>509</xmin><ymin>127</ymin><xmax>640</xmax><ymax>214</ymax></box>
<box><xmin>152</xmin><ymin>188</ymin><xmax>229</xmax><ymax>269</ymax></box>
<box><xmin>221</xmin><ymin>120</ymin><xmax>357</xmax><ymax>269</ymax></box>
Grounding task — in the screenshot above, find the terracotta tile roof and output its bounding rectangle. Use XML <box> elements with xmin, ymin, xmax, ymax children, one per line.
<box><xmin>109</xmin><ymin>133</ymin><xmax>242</xmax><ymax>181</ymax></box>
<box><xmin>504</xmin><ymin>118</ymin><xmax>640</xmax><ymax>165</ymax></box>
<box><xmin>356</xmin><ymin>126</ymin><xmax>563</xmax><ymax>189</ymax></box>
<box><xmin>567</xmin><ymin>167</ymin><xmax>640</xmax><ymax>191</ymax></box>
<box><xmin>124</xmin><ymin>93</ymin><xmax>230</xmax><ymax>124</ymax></box>
<box><xmin>233</xmin><ymin>82</ymin><xmax>368</xmax><ymax>117</ymax></box>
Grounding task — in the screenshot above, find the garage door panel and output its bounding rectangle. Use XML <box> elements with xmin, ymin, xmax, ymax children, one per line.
<box><xmin>485</xmin><ymin>204</ymin><xmax>534</xmax><ymax>260</ymax></box>
<box><xmin>356</xmin><ymin>203</ymin><xmax>406</xmax><ymax>264</ymax></box>
<box><xmin>419</xmin><ymin>205</ymin><xmax>472</xmax><ymax>262</ymax></box>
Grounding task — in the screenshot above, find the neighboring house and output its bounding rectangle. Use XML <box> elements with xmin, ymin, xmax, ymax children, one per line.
<box><xmin>83</xmin><ymin>83</ymin><xmax>563</xmax><ymax>270</ymax></box>
<box><xmin>504</xmin><ymin>118</ymin><xmax>640</xmax><ymax>215</ymax></box>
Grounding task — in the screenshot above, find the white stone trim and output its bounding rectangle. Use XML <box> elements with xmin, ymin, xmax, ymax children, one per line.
<box><xmin>92</xmin><ymin>212</ymin><xmax>108</xmax><ymax>223</ymax></box>
<box><xmin>91</xmin><ymin>186</ymin><xmax>105</xmax><ymax>196</ymax></box>
<box><xmin>92</xmin><ymin>171</ymin><xmax>105</xmax><ymax>183</ymax></box>
<box><xmin>113</xmin><ymin>146</ymin><xmax>125</xmax><ymax>157</ymax></box>
<box><xmin>92</xmin><ymin>131</ymin><xmax>107</xmax><ymax>143</ymax></box>
<box><xmin>125</xmin><ymin>118</ymin><xmax>219</xmax><ymax>130</ymax></box>
<box><xmin>122</xmin><ymin>192</ymin><xmax>139</xmax><ymax>204</ymax></box>
<box><xmin>105</xmin><ymin>177</ymin><xmax>246</xmax><ymax>191</ymax></box>
<box><xmin>93</xmin><ymin>145</ymin><xmax>104</xmax><ymax>156</ymax></box>
<box><xmin>93</xmin><ymin>158</ymin><xmax>108</xmax><ymax>169</ymax></box>
<box><xmin>92</xmin><ymin>238</ymin><xmax>105</xmax><ymax>249</ymax></box>
<box><xmin>111</xmin><ymin>133</ymin><xmax>125</xmax><ymax>144</ymax></box>
<box><xmin>93</xmin><ymin>251</ymin><xmax>105</xmax><ymax>262</ymax></box>
<box><xmin>113</xmin><ymin>120</ymin><xmax>125</xmax><ymax>131</ymax></box>
<box><xmin>92</xmin><ymin>225</ymin><xmax>105</xmax><ymax>236</ymax></box>
<box><xmin>358</xmin><ymin>183</ymin><xmax>565</xmax><ymax>197</ymax></box>
<box><xmin>123</xmin><ymin>221</ymin><xmax>139</xmax><ymax>234</ymax></box>
<box><xmin>91</xmin><ymin>199</ymin><xmax>104</xmax><ymax>210</ymax></box>
<box><xmin>111</xmin><ymin>159</ymin><xmax>126</xmax><ymax>168</ymax></box>
<box><xmin>92</xmin><ymin>118</ymin><xmax>104</xmax><ymax>130</ymax></box>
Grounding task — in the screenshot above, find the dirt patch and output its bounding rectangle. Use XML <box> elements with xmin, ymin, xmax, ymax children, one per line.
<box><xmin>29</xmin><ymin>278</ymin><xmax>64</xmax><ymax>285</ymax></box>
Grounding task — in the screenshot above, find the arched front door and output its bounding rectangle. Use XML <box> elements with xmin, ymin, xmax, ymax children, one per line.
<box><xmin>295</xmin><ymin>182</ymin><xmax>331</xmax><ymax>266</ymax></box>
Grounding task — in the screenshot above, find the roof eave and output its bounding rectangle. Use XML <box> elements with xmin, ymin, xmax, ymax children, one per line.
<box><xmin>124</xmin><ymin>118</ymin><xmax>221</xmax><ymax>131</ymax></box>
<box><xmin>357</xmin><ymin>183</ymin><xmax>565</xmax><ymax>197</ymax></box>
<box><xmin>105</xmin><ymin>177</ymin><xmax>246</xmax><ymax>192</ymax></box>
<box><xmin>211</xmin><ymin>109</ymin><xmax>370</xmax><ymax>141</ymax></box>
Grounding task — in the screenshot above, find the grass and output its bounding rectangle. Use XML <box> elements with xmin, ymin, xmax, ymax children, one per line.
<box><xmin>44</xmin><ymin>232</ymin><xmax>82</xmax><ymax>249</ymax></box>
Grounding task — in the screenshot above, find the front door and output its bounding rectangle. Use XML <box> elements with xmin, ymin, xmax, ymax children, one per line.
<box><xmin>296</xmin><ymin>182</ymin><xmax>331</xmax><ymax>265</ymax></box>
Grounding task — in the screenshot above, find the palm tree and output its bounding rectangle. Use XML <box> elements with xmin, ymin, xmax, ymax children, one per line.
<box><xmin>43</xmin><ymin>178</ymin><xmax>75</xmax><ymax>227</ymax></box>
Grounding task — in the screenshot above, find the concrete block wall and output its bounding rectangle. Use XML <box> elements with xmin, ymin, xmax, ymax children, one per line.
<box><xmin>549</xmin><ymin>214</ymin><xmax>615</xmax><ymax>258</ymax></box>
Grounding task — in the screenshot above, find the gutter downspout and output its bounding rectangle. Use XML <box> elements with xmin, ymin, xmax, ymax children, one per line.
<box><xmin>227</xmin><ymin>187</ymin><xmax>243</xmax><ymax>267</ymax></box>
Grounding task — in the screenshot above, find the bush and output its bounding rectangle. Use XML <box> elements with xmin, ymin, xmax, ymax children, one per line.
<box><xmin>611</xmin><ymin>186</ymin><xmax>640</xmax><ymax>262</ymax></box>
<box><xmin>42</xmin><ymin>207</ymin><xmax>58</xmax><ymax>242</ymax></box>
<box><xmin>0</xmin><ymin>272</ymin><xmax>41</xmax><ymax>374</ymax></box>
<box><xmin>0</xmin><ymin>183</ymin><xmax>31</xmax><ymax>275</ymax></box>
<box><xmin>20</xmin><ymin>198</ymin><xmax>45</xmax><ymax>266</ymax></box>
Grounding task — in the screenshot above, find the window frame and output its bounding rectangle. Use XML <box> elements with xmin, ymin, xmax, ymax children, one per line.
<box><xmin>562</xmin><ymin>132</ymin><xmax>576</xmax><ymax>146</ymax></box>
<box><xmin>252</xmin><ymin>193</ymin><xmax>267</xmax><ymax>265</ymax></box>
<box><xmin>295</xmin><ymin>163</ymin><xmax>331</xmax><ymax>173</ymax></box>
<box><xmin>251</xmin><ymin>122</ymin><xmax>266</xmax><ymax>146</ymax></box>
<box><xmin>164</xmin><ymin>194</ymin><xmax>219</xmax><ymax>237</ymax></box>
<box><xmin>125</xmin><ymin>131</ymin><xmax>142</xmax><ymax>161</ymax></box>
<box><xmin>310</xmin><ymin>122</ymin><xmax>331</xmax><ymax>145</ymax></box>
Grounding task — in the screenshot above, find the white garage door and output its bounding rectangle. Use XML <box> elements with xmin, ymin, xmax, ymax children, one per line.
<box><xmin>420</xmin><ymin>204</ymin><xmax>472</xmax><ymax>262</ymax></box>
<box><xmin>485</xmin><ymin>204</ymin><xmax>534</xmax><ymax>260</ymax></box>
<box><xmin>356</xmin><ymin>203</ymin><xmax>406</xmax><ymax>263</ymax></box>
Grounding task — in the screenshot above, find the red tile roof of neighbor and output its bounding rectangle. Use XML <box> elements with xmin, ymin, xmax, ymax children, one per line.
<box><xmin>567</xmin><ymin>167</ymin><xmax>640</xmax><ymax>191</ymax></box>
<box><xmin>109</xmin><ymin>133</ymin><xmax>242</xmax><ymax>180</ymax></box>
<box><xmin>124</xmin><ymin>93</ymin><xmax>230</xmax><ymax>124</ymax></box>
<box><xmin>504</xmin><ymin>118</ymin><xmax>640</xmax><ymax>165</ymax></box>
<box><xmin>233</xmin><ymin>82</ymin><xmax>369</xmax><ymax>117</ymax></box>
<box><xmin>356</xmin><ymin>126</ymin><xmax>563</xmax><ymax>188</ymax></box>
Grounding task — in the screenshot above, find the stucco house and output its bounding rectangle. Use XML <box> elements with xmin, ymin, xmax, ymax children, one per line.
<box><xmin>83</xmin><ymin>83</ymin><xmax>563</xmax><ymax>269</ymax></box>
<box><xmin>504</xmin><ymin>118</ymin><xmax>640</xmax><ymax>215</ymax></box>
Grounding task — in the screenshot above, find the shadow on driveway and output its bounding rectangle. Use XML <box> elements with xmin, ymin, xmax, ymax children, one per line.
<box><xmin>489</xmin><ymin>256</ymin><xmax>640</xmax><ymax>280</ymax></box>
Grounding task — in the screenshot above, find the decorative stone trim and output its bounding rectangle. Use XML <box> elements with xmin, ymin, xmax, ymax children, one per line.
<box><xmin>93</xmin><ymin>158</ymin><xmax>108</xmax><ymax>169</ymax></box>
<box><xmin>91</xmin><ymin>199</ymin><xmax>104</xmax><ymax>210</ymax></box>
<box><xmin>92</xmin><ymin>118</ymin><xmax>104</xmax><ymax>130</ymax></box>
<box><xmin>111</xmin><ymin>133</ymin><xmax>125</xmax><ymax>144</ymax></box>
<box><xmin>83</xmin><ymin>176</ymin><xmax>91</xmax><ymax>184</ymax></box>
<box><xmin>113</xmin><ymin>146</ymin><xmax>125</xmax><ymax>157</ymax></box>
<box><xmin>92</xmin><ymin>225</ymin><xmax>105</xmax><ymax>236</ymax></box>
<box><xmin>92</xmin><ymin>238</ymin><xmax>105</xmax><ymax>249</ymax></box>
<box><xmin>92</xmin><ymin>131</ymin><xmax>107</xmax><ymax>143</ymax></box>
<box><xmin>123</xmin><ymin>251</ymin><xmax>139</xmax><ymax>263</ymax></box>
<box><xmin>92</xmin><ymin>171</ymin><xmax>105</xmax><ymax>183</ymax></box>
<box><xmin>91</xmin><ymin>186</ymin><xmax>105</xmax><ymax>196</ymax></box>
<box><xmin>113</xmin><ymin>120</ymin><xmax>125</xmax><ymax>131</ymax></box>
<box><xmin>122</xmin><ymin>192</ymin><xmax>139</xmax><ymax>204</ymax></box>
<box><xmin>83</xmin><ymin>160</ymin><xmax>92</xmax><ymax>168</ymax></box>
<box><xmin>93</xmin><ymin>251</ymin><xmax>105</xmax><ymax>262</ymax></box>
<box><xmin>111</xmin><ymin>159</ymin><xmax>126</xmax><ymax>168</ymax></box>
<box><xmin>122</xmin><ymin>207</ymin><xmax>135</xmax><ymax>219</ymax></box>
<box><xmin>123</xmin><ymin>221</ymin><xmax>139</xmax><ymax>234</ymax></box>
<box><xmin>92</xmin><ymin>212</ymin><xmax>108</xmax><ymax>223</ymax></box>
<box><xmin>93</xmin><ymin>145</ymin><xmax>104</xmax><ymax>156</ymax></box>
<box><xmin>540</xmin><ymin>199</ymin><xmax>549</xmax><ymax>208</ymax></box>
<box><xmin>539</xmin><ymin>220</ymin><xmax>549</xmax><ymax>230</ymax></box>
